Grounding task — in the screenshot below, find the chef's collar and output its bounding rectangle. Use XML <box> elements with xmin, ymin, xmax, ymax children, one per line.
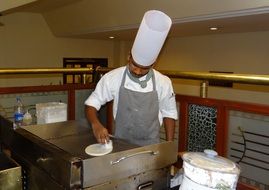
<box><xmin>127</xmin><ymin>68</ymin><xmax>153</xmax><ymax>88</ymax></box>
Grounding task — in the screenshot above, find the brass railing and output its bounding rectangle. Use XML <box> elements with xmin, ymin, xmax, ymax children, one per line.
<box><xmin>159</xmin><ymin>70</ymin><xmax>269</xmax><ymax>86</ymax></box>
<box><xmin>0</xmin><ymin>68</ymin><xmax>93</xmax><ymax>74</ymax></box>
<box><xmin>0</xmin><ymin>67</ymin><xmax>269</xmax><ymax>86</ymax></box>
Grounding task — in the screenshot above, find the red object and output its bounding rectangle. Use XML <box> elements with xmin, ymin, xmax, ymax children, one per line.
<box><xmin>237</xmin><ymin>182</ymin><xmax>259</xmax><ymax>190</ymax></box>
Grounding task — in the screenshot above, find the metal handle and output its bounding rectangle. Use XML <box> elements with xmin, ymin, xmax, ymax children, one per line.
<box><xmin>137</xmin><ymin>181</ymin><xmax>153</xmax><ymax>190</ymax></box>
<box><xmin>110</xmin><ymin>150</ymin><xmax>159</xmax><ymax>165</ymax></box>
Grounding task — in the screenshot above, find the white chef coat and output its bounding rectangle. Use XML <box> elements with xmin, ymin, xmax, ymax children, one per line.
<box><xmin>84</xmin><ymin>66</ymin><xmax>178</xmax><ymax>125</ymax></box>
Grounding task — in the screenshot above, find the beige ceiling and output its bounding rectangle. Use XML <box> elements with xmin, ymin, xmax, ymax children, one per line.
<box><xmin>72</xmin><ymin>13</ymin><xmax>269</xmax><ymax>40</ymax></box>
<box><xmin>1</xmin><ymin>0</ymin><xmax>78</xmax><ymax>13</ymax></box>
<box><xmin>2</xmin><ymin>0</ymin><xmax>269</xmax><ymax>40</ymax></box>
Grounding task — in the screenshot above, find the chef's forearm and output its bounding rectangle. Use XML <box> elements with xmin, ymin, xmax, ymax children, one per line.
<box><xmin>85</xmin><ymin>105</ymin><xmax>101</xmax><ymax>127</ymax></box>
<box><xmin>85</xmin><ymin>105</ymin><xmax>109</xmax><ymax>143</ymax></box>
<box><xmin>163</xmin><ymin>117</ymin><xmax>175</xmax><ymax>141</ymax></box>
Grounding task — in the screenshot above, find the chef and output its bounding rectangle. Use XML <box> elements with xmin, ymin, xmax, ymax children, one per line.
<box><xmin>85</xmin><ymin>10</ymin><xmax>178</xmax><ymax>146</ymax></box>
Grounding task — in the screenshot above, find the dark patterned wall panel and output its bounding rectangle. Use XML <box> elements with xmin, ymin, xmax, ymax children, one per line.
<box><xmin>187</xmin><ymin>104</ymin><xmax>217</xmax><ymax>151</ymax></box>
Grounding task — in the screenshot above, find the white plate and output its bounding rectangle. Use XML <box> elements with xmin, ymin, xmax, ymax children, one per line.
<box><xmin>85</xmin><ymin>140</ymin><xmax>113</xmax><ymax>156</ymax></box>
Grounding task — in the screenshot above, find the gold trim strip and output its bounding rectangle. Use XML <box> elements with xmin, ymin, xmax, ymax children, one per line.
<box><xmin>0</xmin><ymin>68</ymin><xmax>93</xmax><ymax>74</ymax></box>
<box><xmin>0</xmin><ymin>67</ymin><xmax>269</xmax><ymax>86</ymax></box>
<box><xmin>160</xmin><ymin>70</ymin><xmax>269</xmax><ymax>85</ymax></box>
<box><xmin>96</xmin><ymin>68</ymin><xmax>269</xmax><ymax>86</ymax></box>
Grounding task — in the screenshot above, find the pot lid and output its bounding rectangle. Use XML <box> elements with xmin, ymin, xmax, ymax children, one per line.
<box><xmin>182</xmin><ymin>149</ymin><xmax>240</xmax><ymax>174</ymax></box>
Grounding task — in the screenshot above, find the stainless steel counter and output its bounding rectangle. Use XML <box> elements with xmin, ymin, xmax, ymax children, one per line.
<box><xmin>0</xmin><ymin>117</ymin><xmax>177</xmax><ymax>189</ymax></box>
<box><xmin>22</xmin><ymin>120</ymin><xmax>138</xmax><ymax>159</ymax></box>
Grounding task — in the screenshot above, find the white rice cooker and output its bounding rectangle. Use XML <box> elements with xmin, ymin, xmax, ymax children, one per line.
<box><xmin>180</xmin><ymin>149</ymin><xmax>240</xmax><ymax>190</ymax></box>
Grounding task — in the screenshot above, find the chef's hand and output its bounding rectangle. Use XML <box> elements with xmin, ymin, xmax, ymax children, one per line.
<box><xmin>92</xmin><ymin>123</ymin><xmax>110</xmax><ymax>144</ymax></box>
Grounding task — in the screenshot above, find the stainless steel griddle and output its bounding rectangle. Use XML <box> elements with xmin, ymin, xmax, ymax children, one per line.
<box><xmin>1</xmin><ymin>118</ymin><xmax>177</xmax><ymax>189</ymax></box>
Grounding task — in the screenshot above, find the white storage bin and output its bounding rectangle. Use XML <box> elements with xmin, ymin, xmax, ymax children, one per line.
<box><xmin>36</xmin><ymin>102</ymin><xmax>67</xmax><ymax>124</ymax></box>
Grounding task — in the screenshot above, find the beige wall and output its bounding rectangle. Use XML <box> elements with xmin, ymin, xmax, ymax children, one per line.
<box><xmin>1</xmin><ymin>12</ymin><xmax>269</xmax><ymax>106</ymax></box>
<box><xmin>161</xmin><ymin>32</ymin><xmax>269</xmax><ymax>105</ymax></box>
<box><xmin>163</xmin><ymin>32</ymin><xmax>269</xmax><ymax>105</ymax></box>
<box><xmin>0</xmin><ymin>12</ymin><xmax>115</xmax><ymax>87</ymax></box>
<box><xmin>119</xmin><ymin>31</ymin><xmax>269</xmax><ymax>105</ymax></box>
<box><xmin>159</xmin><ymin>32</ymin><xmax>269</xmax><ymax>73</ymax></box>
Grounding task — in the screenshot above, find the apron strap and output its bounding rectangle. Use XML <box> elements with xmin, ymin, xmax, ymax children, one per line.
<box><xmin>120</xmin><ymin>67</ymin><xmax>128</xmax><ymax>87</ymax></box>
<box><xmin>152</xmin><ymin>70</ymin><xmax>156</xmax><ymax>91</ymax></box>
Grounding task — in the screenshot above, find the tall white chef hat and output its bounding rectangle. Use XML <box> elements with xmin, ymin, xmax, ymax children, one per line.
<box><xmin>131</xmin><ymin>10</ymin><xmax>172</xmax><ymax>67</ymax></box>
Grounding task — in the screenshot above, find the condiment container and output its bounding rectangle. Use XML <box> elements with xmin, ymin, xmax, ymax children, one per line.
<box><xmin>23</xmin><ymin>110</ymin><xmax>32</xmax><ymax>125</ymax></box>
<box><xmin>180</xmin><ymin>149</ymin><xmax>240</xmax><ymax>190</ymax></box>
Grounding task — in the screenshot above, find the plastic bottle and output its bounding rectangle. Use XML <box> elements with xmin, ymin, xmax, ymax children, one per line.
<box><xmin>13</xmin><ymin>97</ymin><xmax>24</xmax><ymax>129</ymax></box>
<box><xmin>23</xmin><ymin>110</ymin><xmax>32</xmax><ymax>126</ymax></box>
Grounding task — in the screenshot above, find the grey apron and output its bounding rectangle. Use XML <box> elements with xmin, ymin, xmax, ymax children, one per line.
<box><xmin>115</xmin><ymin>68</ymin><xmax>160</xmax><ymax>146</ymax></box>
